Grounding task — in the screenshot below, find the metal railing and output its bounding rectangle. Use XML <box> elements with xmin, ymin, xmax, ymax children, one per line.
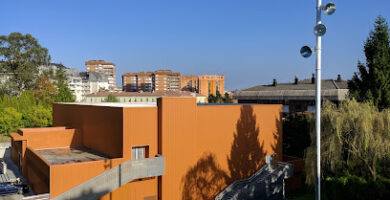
<box><xmin>22</xmin><ymin>193</ymin><xmax>50</xmax><ymax>200</ymax></box>
<box><xmin>215</xmin><ymin>158</ymin><xmax>293</xmax><ymax>200</ymax></box>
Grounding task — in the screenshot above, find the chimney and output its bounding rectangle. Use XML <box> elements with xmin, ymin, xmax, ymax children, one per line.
<box><xmin>337</xmin><ymin>74</ymin><xmax>342</xmax><ymax>82</ymax></box>
<box><xmin>311</xmin><ymin>73</ymin><xmax>315</xmax><ymax>84</ymax></box>
<box><xmin>273</xmin><ymin>79</ymin><xmax>277</xmax><ymax>86</ymax></box>
<box><xmin>294</xmin><ymin>76</ymin><xmax>299</xmax><ymax>84</ymax></box>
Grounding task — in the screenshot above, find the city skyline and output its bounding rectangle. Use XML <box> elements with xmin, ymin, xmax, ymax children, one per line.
<box><xmin>1</xmin><ymin>0</ymin><xmax>389</xmax><ymax>90</ymax></box>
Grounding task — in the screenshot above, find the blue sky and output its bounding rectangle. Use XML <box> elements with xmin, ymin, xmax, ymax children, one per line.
<box><xmin>1</xmin><ymin>1</ymin><xmax>389</xmax><ymax>90</ymax></box>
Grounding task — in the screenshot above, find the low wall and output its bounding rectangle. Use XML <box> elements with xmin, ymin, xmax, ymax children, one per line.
<box><xmin>49</xmin><ymin>158</ymin><xmax>124</xmax><ymax>198</ymax></box>
<box><xmin>20</xmin><ymin>129</ymin><xmax>82</xmax><ymax>150</ymax></box>
<box><xmin>283</xmin><ymin>155</ymin><xmax>305</xmax><ymax>191</ymax></box>
<box><xmin>25</xmin><ymin>147</ymin><xmax>50</xmax><ymax>194</ymax></box>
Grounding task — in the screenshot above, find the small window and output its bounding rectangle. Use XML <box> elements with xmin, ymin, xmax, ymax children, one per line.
<box><xmin>132</xmin><ymin>146</ymin><xmax>149</xmax><ymax>160</ymax></box>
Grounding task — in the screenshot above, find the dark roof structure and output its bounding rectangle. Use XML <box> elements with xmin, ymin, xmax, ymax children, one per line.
<box><xmin>236</xmin><ymin>75</ymin><xmax>349</xmax><ymax>102</ymax></box>
<box><xmin>243</xmin><ymin>78</ymin><xmax>348</xmax><ymax>91</ymax></box>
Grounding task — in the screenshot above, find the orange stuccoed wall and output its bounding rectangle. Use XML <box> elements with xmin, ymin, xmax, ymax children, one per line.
<box><xmin>158</xmin><ymin>98</ymin><xmax>282</xmax><ymax>200</ymax></box>
<box><xmin>11</xmin><ymin>97</ymin><xmax>282</xmax><ymax>200</ymax></box>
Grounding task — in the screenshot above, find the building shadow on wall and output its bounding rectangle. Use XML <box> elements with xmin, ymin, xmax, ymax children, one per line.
<box><xmin>182</xmin><ymin>105</ymin><xmax>278</xmax><ymax>200</ymax></box>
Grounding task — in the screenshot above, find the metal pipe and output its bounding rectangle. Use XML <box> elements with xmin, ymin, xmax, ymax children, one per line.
<box><xmin>315</xmin><ymin>0</ymin><xmax>322</xmax><ymax>200</ymax></box>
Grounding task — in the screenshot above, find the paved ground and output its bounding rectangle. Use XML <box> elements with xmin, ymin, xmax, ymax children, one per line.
<box><xmin>0</xmin><ymin>142</ymin><xmax>35</xmax><ymax>200</ymax></box>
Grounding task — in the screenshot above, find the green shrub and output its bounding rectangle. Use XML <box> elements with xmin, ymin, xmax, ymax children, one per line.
<box><xmin>0</xmin><ymin>91</ymin><xmax>54</xmax><ymax>135</ymax></box>
<box><xmin>0</xmin><ymin>107</ymin><xmax>23</xmax><ymax>135</ymax></box>
<box><xmin>323</xmin><ymin>174</ymin><xmax>390</xmax><ymax>200</ymax></box>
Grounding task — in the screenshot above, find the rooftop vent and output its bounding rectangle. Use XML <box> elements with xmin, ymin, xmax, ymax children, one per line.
<box><xmin>311</xmin><ymin>73</ymin><xmax>315</xmax><ymax>84</ymax></box>
<box><xmin>294</xmin><ymin>76</ymin><xmax>298</xmax><ymax>84</ymax></box>
<box><xmin>337</xmin><ymin>74</ymin><xmax>342</xmax><ymax>82</ymax></box>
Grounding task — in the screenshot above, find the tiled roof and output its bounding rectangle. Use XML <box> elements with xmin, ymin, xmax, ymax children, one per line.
<box><xmin>85</xmin><ymin>60</ymin><xmax>115</xmax><ymax>66</ymax></box>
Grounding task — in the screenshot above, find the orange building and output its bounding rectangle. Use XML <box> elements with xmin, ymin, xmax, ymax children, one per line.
<box><xmin>122</xmin><ymin>70</ymin><xmax>180</xmax><ymax>92</ymax></box>
<box><xmin>10</xmin><ymin>98</ymin><xmax>283</xmax><ymax>200</ymax></box>
<box><xmin>197</xmin><ymin>74</ymin><xmax>225</xmax><ymax>96</ymax></box>
<box><xmin>86</xmin><ymin>60</ymin><xmax>116</xmax><ymax>88</ymax></box>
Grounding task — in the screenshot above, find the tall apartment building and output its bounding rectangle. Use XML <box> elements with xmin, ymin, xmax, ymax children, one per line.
<box><xmin>122</xmin><ymin>70</ymin><xmax>180</xmax><ymax>92</ymax></box>
<box><xmin>179</xmin><ymin>75</ymin><xmax>197</xmax><ymax>92</ymax></box>
<box><xmin>85</xmin><ymin>60</ymin><xmax>116</xmax><ymax>88</ymax></box>
<box><xmin>180</xmin><ymin>74</ymin><xmax>225</xmax><ymax>97</ymax></box>
<box><xmin>153</xmin><ymin>70</ymin><xmax>180</xmax><ymax>91</ymax></box>
<box><xmin>65</xmin><ymin>69</ymin><xmax>110</xmax><ymax>102</ymax></box>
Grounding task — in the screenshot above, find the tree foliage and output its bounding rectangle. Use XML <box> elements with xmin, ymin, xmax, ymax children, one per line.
<box><xmin>104</xmin><ymin>94</ymin><xmax>119</xmax><ymax>102</ymax></box>
<box><xmin>283</xmin><ymin>112</ymin><xmax>313</xmax><ymax>157</ymax></box>
<box><xmin>0</xmin><ymin>32</ymin><xmax>51</xmax><ymax>93</ymax></box>
<box><xmin>348</xmin><ymin>16</ymin><xmax>390</xmax><ymax>110</ymax></box>
<box><xmin>0</xmin><ymin>107</ymin><xmax>22</xmax><ymax>135</ymax></box>
<box><xmin>305</xmin><ymin>100</ymin><xmax>390</xmax><ymax>185</ymax></box>
<box><xmin>40</xmin><ymin>63</ymin><xmax>68</xmax><ymax>85</ymax></box>
<box><xmin>0</xmin><ymin>91</ymin><xmax>53</xmax><ymax>135</ymax></box>
<box><xmin>33</xmin><ymin>74</ymin><xmax>58</xmax><ymax>102</ymax></box>
<box><xmin>208</xmin><ymin>91</ymin><xmax>233</xmax><ymax>103</ymax></box>
<box><xmin>56</xmin><ymin>83</ymin><xmax>75</xmax><ymax>102</ymax></box>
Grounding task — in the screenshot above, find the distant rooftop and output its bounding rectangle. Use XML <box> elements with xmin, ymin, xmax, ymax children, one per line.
<box><xmin>243</xmin><ymin>75</ymin><xmax>347</xmax><ymax>92</ymax></box>
<box><xmin>86</xmin><ymin>91</ymin><xmax>205</xmax><ymax>97</ymax></box>
<box><xmin>85</xmin><ymin>60</ymin><xmax>115</xmax><ymax>66</ymax></box>
<box><xmin>236</xmin><ymin>75</ymin><xmax>349</xmax><ymax>102</ymax></box>
<box><xmin>57</xmin><ymin>102</ymin><xmax>157</xmax><ymax>108</ymax></box>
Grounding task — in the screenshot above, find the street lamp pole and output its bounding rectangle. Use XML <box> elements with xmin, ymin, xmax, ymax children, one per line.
<box><xmin>315</xmin><ymin>0</ymin><xmax>322</xmax><ymax>200</ymax></box>
<box><xmin>301</xmin><ymin>1</ymin><xmax>335</xmax><ymax>200</ymax></box>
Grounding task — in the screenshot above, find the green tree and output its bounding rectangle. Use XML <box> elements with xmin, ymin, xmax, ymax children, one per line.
<box><xmin>305</xmin><ymin>100</ymin><xmax>390</xmax><ymax>184</ymax></box>
<box><xmin>33</xmin><ymin>74</ymin><xmax>57</xmax><ymax>103</ymax></box>
<box><xmin>54</xmin><ymin>64</ymin><xmax>68</xmax><ymax>85</ymax></box>
<box><xmin>348</xmin><ymin>16</ymin><xmax>390</xmax><ymax>110</ymax></box>
<box><xmin>55</xmin><ymin>83</ymin><xmax>75</xmax><ymax>102</ymax></box>
<box><xmin>104</xmin><ymin>94</ymin><xmax>119</xmax><ymax>102</ymax></box>
<box><xmin>0</xmin><ymin>107</ymin><xmax>23</xmax><ymax>135</ymax></box>
<box><xmin>22</xmin><ymin>105</ymin><xmax>52</xmax><ymax>128</ymax></box>
<box><xmin>0</xmin><ymin>32</ymin><xmax>51</xmax><ymax>93</ymax></box>
<box><xmin>41</xmin><ymin>63</ymin><xmax>68</xmax><ymax>85</ymax></box>
<box><xmin>208</xmin><ymin>90</ymin><xmax>225</xmax><ymax>103</ymax></box>
<box><xmin>223</xmin><ymin>92</ymin><xmax>233</xmax><ymax>103</ymax></box>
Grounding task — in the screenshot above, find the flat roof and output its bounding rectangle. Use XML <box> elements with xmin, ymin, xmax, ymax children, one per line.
<box><xmin>56</xmin><ymin>102</ymin><xmax>157</xmax><ymax>107</ymax></box>
<box><xmin>36</xmin><ymin>146</ymin><xmax>109</xmax><ymax>165</ymax></box>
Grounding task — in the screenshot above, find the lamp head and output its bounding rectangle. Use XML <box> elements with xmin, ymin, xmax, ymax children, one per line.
<box><xmin>313</xmin><ymin>24</ymin><xmax>327</xmax><ymax>36</ymax></box>
<box><xmin>323</xmin><ymin>2</ymin><xmax>336</xmax><ymax>15</ymax></box>
<box><xmin>300</xmin><ymin>46</ymin><xmax>313</xmax><ymax>58</ymax></box>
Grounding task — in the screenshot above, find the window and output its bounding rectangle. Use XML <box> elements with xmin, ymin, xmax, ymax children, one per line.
<box><xmin>132</xmin><ymin>146</ymin><xmax>149</xmax><ymax>160</ymax></box>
